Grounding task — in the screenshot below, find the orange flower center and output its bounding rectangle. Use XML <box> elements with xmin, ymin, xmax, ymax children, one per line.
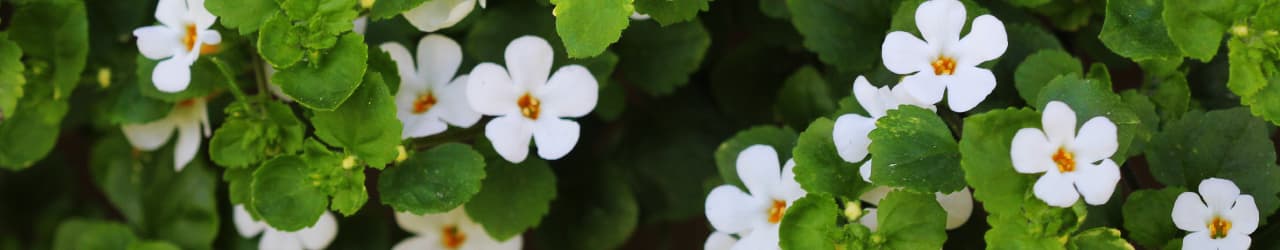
<box><xmin>413</xmin><ymin>92</ymin><xmax>438</xmax><ymax>114</ymax></box>
<box><xmin>517</xmin><ymin>93</ymin><xmax>541</xmax><ymax>120</ymax></box>
<box><xmin>1053</xmin><ymin>147</ymin><xmax>1075</xmax><ymax>173</ymax></box>
<box><xmin>182</xmin><ymin>24</ymin><xmax>220</xmax><ymax>55</ymax></box>
<box><xmin>931</xmin><ymin>56</ymin><xmax>957</xmax><ymax>75</ymax></box>
<box><xmin>767</xmin><ymin>200</ymin><xmax>787</xmax><ymax>224</ymax></box>
<box><xmin>1209</xmin><ymin>216</ymin><xmax>1232</xmax><ymax>239</ymax></box>
<box><xmin>441</xmin><ymin>225</ymin><xmax>467</xmax><ymax>249</ymax></box>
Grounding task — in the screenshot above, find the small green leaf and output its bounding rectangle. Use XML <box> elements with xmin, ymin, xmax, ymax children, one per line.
<box><xmin>1015</xmin><ymin>50</ymin><xmax>1082</xmax><ymax>104</ymax></box>
<box><xmin>1122</xmin><ymin>187</ymin><xmax>1185</xmax><ymax>249</ymax></box>
<box><xmin>89</xmin><ymin>135</ymin><xmax>218</xmax><ymax>248</ymax></box>
<box><xmin>1004</xmin><ymin>0</ymin><xmax>1049</xmax><ymax>7</ymax></box>
<box><xmin>786</xmin><ymin>0</ymin><xmax>894</xmax><ymax>73</ymax></box>
<box><xmin>206</xmin><ymin>0</ymin><xmax>281</xmax><ymax>34</ymax></box>
<box><xmin>869</xmin><ymin>106</ymin><xmax>964</xmax><ymax>194</ymax></box>
<box><xmin>259</xmin><ymin>12</ymin><xmax>305</xmax><ymax>68</ymax></box>
<box><xmin>793</xmin><ymin>118</ymin><xmax>872</xmax><ymax>201</ymax></box>
<box><xmin>1119</xmin><ymin>90</ymin><xmax>1158</xmax><ymax>157</ymax></box>
<box><xmin>1145</xmin><ymin>108</ymin><xmax>1280</xmax><ymax>218</ymax></box>
<box><xmin>378</xmin><ymin>143</ymin><xmax>486</xmax><ymax>214</ymax></box>
<box><xmin>127</xmin><ymin>241</ymin><xmax>181</xmax><ymax>250</ymax></box>
<box><xmin>775</xmin><ymin>66</ymin><xmax>837</xmax><ymax>129</ymax></box>
<box><xmin>614</xmin><ymin>20</ymin><xmax>710</xmax><ymax>96</ymax></box>
<box><xmin>532</xmin><ymin>166</ymin><xmax>638</xmax><ymax>250</ymax></box>
<box><xmin>52</xmin><ymin>219</ymin><xmax>138</xmax><ymax>250</ymax></box>
<box><xmin>632</xmin><ymin>0</ymin><xmax>708</xmax><ymax>26</ymax></box>
<box><xmin>1067</xmin><ymin>227</ymin><xmax>1134</xmax><ymax>250</ymax></box>
<box><xmin>1099</xmin><ymin>0</ymin><xmax>1182</xmax><ymax>60</ymax></box>
<box><xmin>1034</xmin><ymin>74</ymin><xmax>1141</xmax><ymax>164</ymax></box>
<box><xmin>311</xmin><ymin>72</ymin><xmax>401</xmax><ymax>167</ymax></box>
<box><xmin>273</xmin><ymin>33</ymin><xmax>369</xmax><ymax>110</ymax></box>
<box><xmin>959</xmin><ymin>108</ymin><xmax>1041</xmax><ymax>216</ymax></box>
<box><xmin>0</xmin><ymin>82</ymin><xmax>70</xmax><ymax>169</ymax></box>
<box><xmin>0</xmin><ymin>34</ymin><xmax>25</xmax><ymax>117</ymax></box>
<box><xmin>1227</xmin><ymin>37</ymin><xmax>1280</xmax><ymax>125</ymax></box>
<box><xmin>465</xmin><ymin>154</ymin><xmax>557</xmax><ymax>241</ymax></box>
<box><xmin>1150</xmin><ymin>76</ymin><xmax>1191</xmax><ymax>123</ymax></box>
<box><xmin>252</xmin><ymin>155</ymin><xmax>329</xmax><ymax>231</ymax></box>
<box><xmin>370</xmin><ymin>0</ymin><xmax>429</xmax><ymax>20</ymax></box>
<box><xmin>210</xmin><ymin>101</ymin><xmax>306</xmax><ymax>167</ymax></box>
<box><xmin>875</xmin><ymin>190</ymin><xmax>948</xmax><ymax>249</ymax></box>
<box><xmin>108</xmin><ymin>83</ymin><xmax>171</xmax><ymax>124</ymax></box>
<box><xmin>550</xmin><ymin>0</ymin><xmax>633</xmax><ymax>58</ymax></box>
<box><xmin>714</xmin><ymin>126</ymin><xmax>797</xmax><ymax>190</ymax></box>
<box><xmin>1161</xmin><ymin>0</ymin><xmax>1240</xmax><ymax>61</ymax></box>
<box><xmin>779</xmin><ymin>193</ymin><xmax>843</xmax><ymax>250</ymax></box>
<box><xmin>7</xmin><ymin>0</ymin><xmax>89</xmax><ymax>99</ymax></box>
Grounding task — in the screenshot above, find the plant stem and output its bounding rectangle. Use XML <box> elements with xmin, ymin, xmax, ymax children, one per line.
<box><xmin>211</xmin><ymin>57</ymin><xmax>260</xmax><ymax>117</ymax></box>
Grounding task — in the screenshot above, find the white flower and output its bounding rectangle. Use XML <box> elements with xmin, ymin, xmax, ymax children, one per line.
<box><xmin>233</xmin><ymin>205</ymin><xmax>337</xmax><ymax>250</ymax></box>
<box><xmin>856</xmin><ymin>186</ymin><xmax>973</xmax><ymax>230</ymax></box>
<box><xmin>880</xmin><ymin>0</ymin><xmax>1007</xmax><ymax>112</ymax></box>
<box><xmin>393</xmin><ymin>207</ymin><xmax>521</xmax><ymax>250</ymax></box>
<box><xmin>467</xmin><ymin>36</ymin><xmax>598</xmax><ymax>163</ymax></box>
<box><xmin>133</xmin><ymin>0</ymin><xmax>221</xmax><ymax>93</ymax></box>
<box><xmin>704</xmin><ymin>145</ymin><xmax>806</xmax><ymax>250</ymax></box>
<box><xmin>1173</xmin><ymin>178</ymin><xmax>1258</xmax><ymax>250</ymax></box>
<box><xmin>833</xmin><ymin>75</ymin><xmax>934</xmax><ymax>172</ymax></box>
<box><xmin>121</xmin><ymin>98</ymin><xmax>211</xmax><ymax>171</ymax></box>
<box><xmin>1011</xmin><ymin>101</ymin><xmax>1120</xmax><ymax>207</ymax></box>
<box><xmin>382</xmin><ymin>35</ymin><xmax>482</xmax><ymax>139</ymax></box>
<box><xmin>402</xmin><ymin>0</ymin><xmax>486</xmax><ymax>32</ymax></box>
<box><xmin>703</xmin><ymin>231</ymin><xmax>737</xmax><ymax>250</ymax></box>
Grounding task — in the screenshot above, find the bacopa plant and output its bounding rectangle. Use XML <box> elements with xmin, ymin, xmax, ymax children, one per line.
<box><xmin>0</xmin><ymin>0</ymin><xmax>1278</xmax><ymax>249</ymax></box>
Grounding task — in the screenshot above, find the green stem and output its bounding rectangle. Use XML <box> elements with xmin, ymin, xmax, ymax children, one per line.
<box><xmin>211</xmin><ymin>57</ymin><xmax>260</xmax><ymax>117</ymax></box>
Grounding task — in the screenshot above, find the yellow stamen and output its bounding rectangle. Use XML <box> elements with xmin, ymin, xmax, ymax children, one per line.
<box><xmin>442</xmin><ymin>225</ymin><xmax>467</xmax><ymax>249</ymax></box>
<box><xmin>413</xmin><ymin>92</ymin><xmax>438</xmax><ymax>114</ymax></box>
<box><xmin>1053</xmin><ymin>147</ymin><xmax>1075</xmax><ymax>173</ymax></box>
<box><xmin>1209</xmin><ymin>216</ymin><xmax>1232</xmax><ymax>239</ymax></box>
<box><xmin>767</xmin><ymin>200</ymin><xmax>787</xmax><ymax>224</ymax></box>
<box><xmin>517</xmin><ymin>93</ymin><xmax>541</xmax><ymax>120</ymax></box>
<box><xmin>931</xmin><ymin>56</ymin><xmax>957</xmax><ymax>75</ymax></box>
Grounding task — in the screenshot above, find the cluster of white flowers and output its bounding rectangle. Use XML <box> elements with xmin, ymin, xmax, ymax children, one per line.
<box><xmin>703</xmin><ymin>145</ymin><xmax>805</xmax><ymax>250</ymax></box>
<box><xmin>392</xmin><ymin>207</ymin><xmax>522</xmax><ymax>250</ymax></box>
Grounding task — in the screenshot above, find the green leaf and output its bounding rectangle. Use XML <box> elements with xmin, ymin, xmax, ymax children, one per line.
<box><xmin>1015</xmin><ymin>50</ymin><xmax>1082</xmax><ymax>104</ymax></box>
<box><xmin>259</xmin><ymin>12</ymin><xmax>305</xmax><ymax>68</ymax></box>
<box><xmin>1034</xmin><ymin>74</ymin><xmax>1142</xmax><ymax>164</ymax></box>
<box><xmin>786</xmin><ymin>0</ymin><xmax>894</xmax><ymax>73</ymax></box>
<box><xmin>1227</xmin><ymin>37</ymin><xmax>1280</xmax><ymax>125</ymax></box>
<box><xmin>1145</xmin><ymin>108</ymin><xmax>1280</xmax><ymax>218</ymax></box>
<box><xmin>89</xmin><ymin>135</ymin><xmax>219</xmax><ymax>249</ymax></box>
<box><xmin>0</xmin><ymin>82</ymin><xmax>69</xmax><ymax>169</ymax></box>
<box><xmin>614</xmin><ymin>20</ymin><xmax>710</xmax><ymax>96</ymax></box>
<box><xmin>985</xmin><ymin>213</ymin><xmax>1069</xmax><ymax>250</ymax></box>
<box><xmin>869</xmin><ymin>106</ymin><xmax>964</xmax><ymax>194</ymax></box>
<box><xmin>135</xmin><ymin>55</ymin><xmax>221</xmax><ymax>102</ymax></box>
<box><xmin>128</xmin><ymin>241</ymin><xmax>181</xmax><ymax>250</ymax></box>
<box><xmin>273</xmin><ymin>33</ymin><xmax>369</xmax><ymax>110</ymax></box>
<box><xmin>1150</xmin><ymin>76</ymin><xmax>1191</xmax><ymax>123</ymax></box>
<box><xmin>465</xmin><ymin>154</ymin><xmax>557</xmax><ymax>241</ymax></box>
<box><xmin>1121</xmin><ymin>187</ymin><xmax>1185</xmax><ymax>249</ymax></box>
<box><xmin>532</xmin><ymin>165</ymin><xmax>638</xmax><ymax>250</ymax></box>
<box><xmin>959</xmin><ymin>108</ymin><xmax>1041</xmax><ymax>215</ymax></box>
<box><xmin>793</xmin><ymin>118</ymin><xmax>872</xmax><ymax>201</ymax></box>
<box><xmin>206</xmin><ymin>0</ymin><xmax>281</xmax><ymax>34</ymax></box>
<box><xmin>1099</xmin><ymin>0</ymin><xmax>1182</xmax><ymax>60</ymax></box>
<box><xmin>52</xmin><ymin>219</ymin><xmax>138</xmax><ymax>250</ymax></box>
<box><xmin>714</xmin><ymin>126</ymin><xmax>797</xmax><ymax>190</ymax></box>
<box><xmin>778</xmin><ymin>193</ymin><xmax>843</xmax><ymax>250</ymax></box>
<box><xmin>209</xmin><ymin>101</ymin><xmax>305</xmax><ymax>167</ymax></box>
<box><xmin>378</xmin><ymin>143</ymin><xmax>486</xmax><ymax>214</ymax></box>
<box><xmin>776</xmin><ymin>66</ymin><xmax>837</xmax><ymax>129</ymax></box>
<box><xmin>296</xmin><ymin>140</ymin><xmax>368</xmax><ymax>216</ymax></box>
<box><xmin>1004</xmin><ymin>0</ymin><xmax>1049</xmax><ymax>8</ymax></box>
<box><xmin>370</xmin><ymin>0</ymin><xmax>429</xmax><ymax>20</ymax></box>
<box><xmin>632</xmin><ymin>0</ymin><xmax>709</xmax><ymax>25</ymax></box>
<box><xmin>311</xmin><ymin>72</ymin><xmax>400</xmax><ymax>167</ymax></box>
<box><xmin>0</xmin><ymin>34</ymin><xmax>25</xmax><ymax>117</ymax></box>
<box><xmin>874</xmin><ymin>190</ymin><xmax>948</xmax><ymax>249</ymax></box>
<box><xmin>1067</xmin><ymin>227</ymin><xmax>1134</xmax><ymax>250</ymax></box>
<box><xmin>7</xmin><ymin>0</ymin><xmax>89</xmax><ymax>99</ymax></box>
<box><xmin>550</xmin><ymin>0</ymin><xmax>633</xmax><ymax>58</ymax></box>
<box><xmin>366</xmin><ymin>48</ymin><xmax>401</xmax><ymax>94</ymax></box>
<box><xmin>1119</xmin><ymin>90</ymin><xmax>1158</xmax><ymax>157</ymax></box>
<box><xmin>224</xmin><ymin>167</ymin><xmax>254</xmax><ymax>205</ymax></box>
<box><xmin>251</xmin><ymin>155</ymin><xmax>329</xmax><ymax>231</ymax></box>
<box><xmin>1161</xmin><ymin>0</ymin><xmax>1240</xmax><ymax>61</ymax></box>
<box><xmin>108</xmin><ymin>83</ymin><xmax>171</xmax><ymax>124</ymax></box>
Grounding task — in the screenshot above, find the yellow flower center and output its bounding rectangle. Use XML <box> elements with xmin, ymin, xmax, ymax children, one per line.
<box><xmin>1209</xmin><ymin>216</ymin><xmax>1232</xmax><ymax>239</ymax></box>
<box><xmin>413</xmin><ymin>91</ymin><xmax>438</xmax><ymax>114</ymax></box>
<box><xmin>768</xmin><ymin>200</ymin><xmax>787</xmax><ymax>224</ymax></box>
<box><xmin>1053</xmin><ymin>147</ymin><xmax>1075</xmax><ymax>173</ymax></box>
<box><xmin>517</xmin><ymin>93</ymin><xmax>541</xmax><ymax>120</ymax></box>
<box><xmin>182</xmin><ymin>24</ymin><xmax>219</xmax><ymax>55</ymax></box>
<box><xmin>442</xmin><ymin>225</ymin><xmax>467</xmax><ymax>249</ymax></box>
<box><xmin>931</xmin><ymin>56</ymin><xmax>957</xmax><ymax>75</ymax></box>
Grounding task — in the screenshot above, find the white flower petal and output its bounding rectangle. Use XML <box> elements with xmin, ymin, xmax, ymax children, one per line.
<box><xmin>153</xmin><ymin>56</ymin><xmax>193</xmax><ymax>93</ymax></box>
<box><xmin>1010</xmin><ymin>128</ymin><xmax>1055</xmax><ymax>174</ymax></box>
<box><xmin>1180</xmin><ymin>231</ymin><xmax>1213</xmax><ymax>250</ymax></box>
<box><xmin>402</xmin><ymin>115</ymin><xmax>449</xmax><ymax>139</ymax></box>
<box><xmin>436</xmin><ymin>75</ymin><xmax>481</xmax><ymax>128</ymax></box>
<box><xmin>173</xmin><ymin>120</ymin><xmax>202</xmax><ymax>171</ymax></box>
<box><xmin>504</xmin><ymin>36</ymin><xmax>554</xmax><ymax>91</ymax></box>
<box><xmin>538</xmin><ymin>65</ymin><xmax>598</xmax><ymax>118</ymax></box>
<box><xmin>1041</xmin><ymin>101</ymin><xmax>1077</xmax><ymax>145</ymax></box>
<box><xmin>394</xmin><ymin>211</ymin><xmax>449</xmax><ymax>235</ymax></box>
<box><xmin>833</xmin><ymin>114</ymin><xmax>875</xmax><ymax>164</ymax></box>
<box><xmin>1070</xmin><ymin>117</ymin><xmax>1118</xmax><ymax>163</ymax></box>
<box><xmin>403</xmin><ymin>0</ymin><xmax>477</xmax><ymax>32</ymax></box>
<box><xmin>733</xmin><ymin>225</ymin><xmax>779</xmax><ymax>250</ymax></box>
<box><xmin>880</xmin><ymin>32</ymin><xmax>932</xmax><ymax>75</ymax></box>
<box><xmin>914</xmin><ymin>0</ymin><xmax>965</xmax><ymax>45</ymax></box>
<box><xmin>1218</xmin><ymin>233</ymin><xmax>1252</xmax><ymax>250</ymax></box>
<box><xmin>736</xmin><ymin>145</ymin><xmax>782</xmax><ymax>198</ymax></box>
<box><xmin>353</xmin><ymin>16</ymin><xmax>369</xmax><ymax>35</ymax></box>
<box><xmin>937</xmin><ymin>187</ymin><xmax>973</xmax><ymax>230</ymax></box>
<box><xmin>954</xmin><ymin>15</ymin><xmax>1007</xmax><ymax>67</ymax></box>
<box><xmin>417</xmin><ymin>35</ymin><xmax>464</xmax><ymax>87</ymax></box>
<box><xmin>778</xmin><ymin>160</ymin><xmax>805</xmax><ymax>202</ymax></box>
<box><xmin>705</xmin><ymin>185</ymin><xmax>763</xmax><ymax>234</ymax></box>
<box><xmin>479</xmin><ymin>0</ymin><xmax>487</xmax><ymax>8</ymax></box>
<box><xmin>198</xmin><ymin>29</ymin><xmax>221</xmax><ymax>45</ymax></box>
<box><xmin>297</xmin><ymin>212</ymin><xmax>338</xmax><ymax>250</ymax></box>
<box><xmin>858</xmin><ymin>160</ymin><xmax>875</xmax><ymax>184</ymax></box>
<box><xmin>154</xmin><ymin>0</ymin><xmax>186</xmax><ymax>28</ymax></box>
<box><xmin>852</xmin><ymin>76</ymin><xmax>886</xmax><ymax>117</ymax></box>
<box><xmin>466</xmin><ymin>63</ymin><xmax>520</xmax><ymax>116</ymax></box>
<box><xmin>1073</xmin><ymin>160</ymin><xmax>1120</xmax><ymax>205</ymax></box>
<box><xmin>463</xmin><ymin>234</ymin><xmax>522</xmax><ymax>250</ymax></box>
<box><xmin>859</xmin><ymin>208</ymin><xmax>879</xmax><ymax>232</ymax></box>
<box><xmin>391</xmin><ymin>235</ymin><xmax>444</xmax><ymax>250</ymax></box>
<box><xmin>233</xmin><ymin>205</ymin><xmax>267</xmax><ymax>238</ymax></box>
<box><xmin>260</xmin><ymin>230</ymin><xmax>304</xmax><ymax>250</ymax></box>
<box><xmin>899</xmin><ymin>73</ymin><xmax>947</xmax><ymax>106</ymax></box>
<box><xmin>1032</xmin><ymin>171</ymin><xmax>1080</xmax><ymax>207</ymax></box>
<box><xmin>1227</xmin><ymin>195</ymin><xmax>1259</xmax><ymax>235</ymax></box>
<box><xmin>890</xmin><ymin>84</ymin><xmax>936</xmax><ymax>111</ymax></box>
<box><xmin>122</xmin><ymin>120</ymin><xmax>175</xmax><ymax>151</ymax></box>
<box><xmin>1172</xmin><ymin>192</ymin><xmax>1212</xmax><ymax>232</ymax></box>
<box><xmin>704</xmin><ymin>232</ymin><xmax>737</xmax><ymax>250</ymax></box>
<box><xmin>187</xmin><ymin>0</ymin><xmax>217</xmax><ymax>29</ymax></box>
<box><xmin>943</xmin><ymin>66</ymin><xmax>996</xmax><ymax>112</ymax></box>
<box><xmin>1199</xmin><ymin>178</ymin><xmax>1242</xmax><ymax>212</ymax></box>
<box><xmin>484</xmin><ymin>115</ymin><xmax>534</xmax><ymax>163</ymax></box>
<box><xmin>133</xmin><ymin>26</ymin><xmax>181</xmax><ymax>60</ymax></box>
<box><xmin>380</xmin><ymin>42</ymin><xmax>421</xmax><ymax>90</ymax></box>
<box><xmin>532</xmin><ymin>118</ymin><xmax>580</xmax><ymax>160</ymax></box>
<box><xmin>859</xmin><ymin>185</ymin><xmax>891</xmax><ymax>205</ymax></box>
